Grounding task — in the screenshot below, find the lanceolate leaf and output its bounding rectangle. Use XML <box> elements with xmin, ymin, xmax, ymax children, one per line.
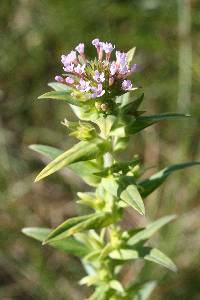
<box><xmin>38</xmin><ymin>91</ymin><xmax>81</xmax><ymax>107</ymax></box>
<box><xmin>87</xmin><ymin>286</ymin><xmax>110</xmax><ymax>300</ymax></box>
<box><xmin>48</xmin><ymin>82</ymin><xmax>71</xmax><ymax>91</ymax></box>
<box><xmin>121</xmin><ymin>93</ymin><xmax>144</xmax><ymax>115</ymax></box>
<box><xmin>29</xmin><ymin>144</ymin><xmax>62</xmax><ymax>159</ymax></box>
<box><xmin>120</xmin><ymin>184</ymin><xmax>145</xmax><ymax>215</ymax></box>
<box><xmin>109</xmin><ymin>247</ymin><xmax>177</xmax><ymax>272</ymax></box>
<box><xmin>35</xmin><ymin>139</ymin><xmax>108</xmax><ymax>182</ymax></box>
<box><xmin>45</xmin><ymin>212</ymin><xmax>118</xmax><ymax>244</ymax></box>
<box><xmin>127</xmin><ymin>113</ymin><xmax>189</xmax><ymax>134</ymax></box>
<box><xmin>126</xmin><ymin>47</ymin><xmax>136</xmax><ymax>66</ymax></box>
<box><xmin>44</xmin><ymin>214</ymin><xmax>93</xmax><ymax>243</ymax></box>
<box><xmin>22</xmin><ymin>227</ymin><xmax>89</xmax><ymax>257</ymax></box>
<box><xmin>143</xmin><ymin>247</ymin><xmax>177</xmax><ymax>272</ymax></box>
<box><xmin>128</xmin><ymin>215</ymin><xmax>176</xmax><ymax>246</ymax></box>
<box><xmin>138</xmin><ymin>161</ymin><xmax>200</xmax><ymax>198</ymax></box>
<box><xmin>30</xmin><ymin>144</ymin><xmax>101</xmax><ymax>186</ymax></box>
<box><xmin>132</xmin><ymin>281</ymin><xmax>157</xmax><ymax>300</ymax></box>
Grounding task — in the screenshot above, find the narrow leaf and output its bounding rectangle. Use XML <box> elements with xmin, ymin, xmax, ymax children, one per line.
<box><xmin>131</xmin><ymin>281</ymin><xmax>157</xmax><ymax>300</ymax></box>
<box><xmin>101</xmin><ymin>177</ymin><xmax>119</xmax><ymax>197</ymax></box>
<box><xmin>48</xmin><ymin>82</ymin><xmax>72</xmax><ymax>91</ymax></box>
<box><xmin>126</xmin><ymin>47</ymin><xmax>136</xmax><ymax>66</ymax></box>
<box><xmin>29</xmin><ymin>144</ymin><xmax>62</xmax><ymax>159</ymax></box>
<box><xmin>35</xmin><ymin>139</ymin><xmax>107</xmax><ymax>182</ymax></box>
<box><xmin>44</xmin><ymin>214</ymin><xmax>94</xmax><ymax>243</ymax></box>
<box><xmin>120</xmin><ymin>184</ymin><xmax>145</xmax><ymax>215</ymax></box>
<box><xmin>139</xmin><ymin>161</ymin><xmax>200</xmax><ymax>198</ymax></box>
<box><xmin>127</xmin><ymin>113</ymin><xmax>189</xmax><ymax>134</ymax></box>
<box><xmin>38</xmin><ymin>91</ymin><xmax>81</xmax><ymax>107</ymax></box>
<box><xmin>45</xmin><ymin>212</ymin><xmax>117</xmax><ymax>244</ymax></box>
<box><xmin>143</xmin><ymin>247</ymin><xmax>177</xmax><ymax>272</ymax></box>
<box><xmin>109</xmin><ymin>249</ymin><xmax>139</xmax><ymax>260</ymax></box>
<box><xmin>22</xmin><ymin>227</ymin><xmax>89</xmax><ymax>257</ymax></box>
<box><xmin>30</xmin><ymin>144</ymin><xmax>101</xmax><ymax>186</ymax></box>
<box><xmin>128</xmin><ymin>215</ymin><xmax>176</xmax><ymax>246</ymax></box>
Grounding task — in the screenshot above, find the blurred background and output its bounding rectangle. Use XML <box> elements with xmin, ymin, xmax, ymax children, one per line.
<box><xmin>0</xmin><ymin>0</ymin><xmax>200</xmax><ymax>299</ymax></box>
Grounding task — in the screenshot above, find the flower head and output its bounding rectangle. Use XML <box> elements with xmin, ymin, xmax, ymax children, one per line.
<box><xmin>55</xmin><ymin>39</ymin><xmax>137</xmax><ymax>105</ymax></box>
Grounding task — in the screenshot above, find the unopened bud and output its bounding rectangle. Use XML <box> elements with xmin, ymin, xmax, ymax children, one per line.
<box><xmin>95</xmin><ymin>101</ymin><xmax>102</xmax><ymax>110</ymax></box>
<box><xmin>101</xmin><ymin>103</ymin><xmax>108</xmax><ymax>111</ymax></box>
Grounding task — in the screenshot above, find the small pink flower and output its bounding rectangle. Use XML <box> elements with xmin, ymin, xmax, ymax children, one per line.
<box><xmin>65</xmin><ymin>77</ymin><xmax>74</xmax><ymax>84</ymax></box>
<box><xmin>55</xmin><ymin>76</ymin><xmax>63</xmax><ymax>82</ymax></box>
<box><xmin>122</xmin><ymin>79</ymin><xmax>132</xmax><ymax>91</ymax></box>
<box><xmin>75</xmin><ymin>43</ymin><xmax>85</xmax><ymax>54</ymax></box>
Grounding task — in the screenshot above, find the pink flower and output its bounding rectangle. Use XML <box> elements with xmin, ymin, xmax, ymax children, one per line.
<box><xmin>91</xmin><ymin>84</ymin><xmax>105</xmax><ymax>98</ymax></box>
<box><xmin>61</xmin><ymin>51</ymin><xmax>76</xmax><ymax>66</ymax></box>
<box><xmin>65</xmin><ymin>77</ymin><xmax>74</xmax><ymax>84</ymax></box>
<box><xmin>75</xmin><ymin>43</ymin><xmax>85</xmax><ymax>54</ymax></box>
<box><xmin>74</xmin><ymin>64</ymin><xmax>85</xmax><ymax>75</ymax></box>
<box><xmin>122</xmin><ymin>79</ymin><xmax>132</xmax><ymax>91</ymax></box>
<box><xmin>63</xmin><ymin>63</ymin><xmax>74</xmax><ymax>72</ymax></box>
<box><xmin>76</xmin><ymin>79</ymin><xmax>91</xmax><ymax>92</ymax></box>
<box><xmin>55</xmin><ymin>76</ymin><xmax>63</xmax><ymax>82</ymax></box>
<box><xmin>93</xmin><ymin>70</ymin><xmax>105</xmax><ymax>83</ymax></box>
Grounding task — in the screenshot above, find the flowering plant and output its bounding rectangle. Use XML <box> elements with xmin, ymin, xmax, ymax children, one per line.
<box><xmin>23</xmin><ymin>39</ymin><xmax>199</xmax><ymax>300</ymax></box>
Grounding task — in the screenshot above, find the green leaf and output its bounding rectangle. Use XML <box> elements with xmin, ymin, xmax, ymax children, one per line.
<box><xmin>35</xmin><ymin>139</ymin><xmax>107</xmax><ymax>182</ymax></box>
<box><xmin>128</xmin><ymin>215</ymin><xmax>176</xmax><ymax>246</ymax></box>
<box><xmin>127</xmin><ymin>113</ymin><xmax>190</xmax><ymax>134</ymax></box>
<box><xmin>110</xmin><ymin>280</ymin><xmax>124</xmax><ymax>293</ymax></box>
<box><xmin>126</xmin><ymin>47</ymin><xmax>136</xmax><ymax>66</ymax></box>
<box><xmin>109</xmin><ymin>246</ymin><xmax>177</xmax><ymax>272</ymax></box>
<box><xmin>139</xmin><ymin>161</ymin><xmax>200</xmax><ymax>198</ymax></box>
<box><xmin>22</xmin><ymin>227</ymin><xmax>89</xmax><ymax>257</ymax></box>
<box><xmin>87</xmin><ymin>286</ymin><xmax>110</xmax><ymax>300</ymax></box>
<box><xmin>48</xmin><ymin>82</ymin><xmax>72</xmax><ymax>91</ymax></box>
<box><xmin>95</xmin><ymin>116</ymin><xmax>116</xmax><ymax>138</ymax></box>
<box><xmin>30</xmin><ymin>144</ymin><xmax>101</xmax><ymax>186</ymax></box>
<box><xmin>101</xmin><ymin>177</ymin><xmax>119</xmax><ymax>197</ymax></box>
<box><xmin>120</xmin><ymin>184</ymin><xmax>145</xmax><ymax>215</ymax></box>
<box><xmin>29</xmin><ymin>144</ymin><xmax>62</xmax><ymax>159</ymax></box>
<box><xmin>121</xmin><ymin>93</ymin><xmax>144</xmax><ymax>115</ymax></box>
<box><xmin>45</xmin><ymin>212</ymin><xmax>118</xmax><ymax>244</ymax></box>
<box><xmin>38</xmin><ymin>91</ymin><xmax>81</xmax><ymax>107</ymax></box>
<box><xmin>143</xmin><ymin>247</ymin><xmax>177</xmax><ymax>272</ymax></box>
<box><xmin>109</xmin><ymin>249</ymin><xmax>139</xmax><ymax>260</ymax></box>
<box><xmin>131</xmin><ymin>281</ymin><xmax>157</xmax><ymax>300</ymax></box>
<box><xmin>94</xmin><ymin>158</ymin><xmax>140</xmax><ymax>177</ymax></box>
<box><xmin>44</xmin><ymin>214</ymin><xmax>95</xmax><ymax>243</ymax></box>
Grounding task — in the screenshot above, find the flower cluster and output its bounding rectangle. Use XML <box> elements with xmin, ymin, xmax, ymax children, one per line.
<box><xmin>55</xmin><ymin>39</ymin><xmax>138</xmax><ymax>101</ymax></box>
